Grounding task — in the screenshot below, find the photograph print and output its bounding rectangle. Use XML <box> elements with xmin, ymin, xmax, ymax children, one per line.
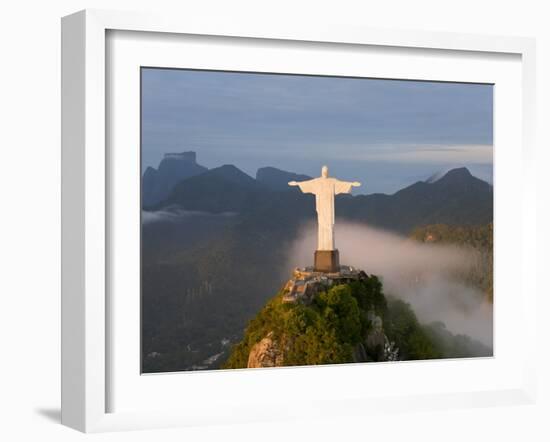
<box><xmin>141</xmin><ymin>68</ymin><xmax>493</xmax><ymax>373</ymax></box>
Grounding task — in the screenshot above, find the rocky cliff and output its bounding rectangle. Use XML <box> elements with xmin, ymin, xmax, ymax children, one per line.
<box><xmin>223</xmin><ymin>261</ymin><xmax>491</xmax><ymax>370</ymax></box>
<box><xmin>224</xmin><ymin>266</ymin><xmax>400</xmax><ymax>369</ymax></box>
<box><xmin>247</xmin><ymin>332</ymin><xmax>285</xmax><ymax>368</ymax></box>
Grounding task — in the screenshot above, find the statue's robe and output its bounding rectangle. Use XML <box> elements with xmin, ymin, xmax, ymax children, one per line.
<box><xmin>295</xmin><ymin>177</ymin><xmax>354</xmax><ymax>250</ymax></box>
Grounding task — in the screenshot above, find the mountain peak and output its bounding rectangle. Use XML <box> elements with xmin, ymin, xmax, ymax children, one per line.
<box><xmin>443</xmin><ymin>167</ymin><xmax>472</xmax><ymax>178</ymax></box>
<box><xmin>208</xmin><ymin>164</ymin><xmax>256</xmax><ymax>184</ymax></box>
<box><xmin>426</xmin><ymin>167</ymin><xmax>473</xmax><ymax>184</ymax></box>
<box><xmin>435</xmin><ymin>167</ymin><xmax>478</xmax><ymax>186</ymax></box>
<box><xmin>224</xmin><ymin>270</ymin><xmax>395</xmax><ymax>369</ymax></box>
<box><xmin>142</xmin><ymin>151</ymin><xmax>207</xmax><ymax>206</ymax></box>
<box><xmin>163</xmin><ymin>164</ymin><xmax>262</xmax><ymax>213</ymax></box>
<box><xmin>256</xmin><ymin>166</ymin><xmax>312</xmax><ymax>191</ymax></box>
<box><xmin>163</xmin><ymin>151</ymin><xmax>197</xmax><ymax>163</ymax></box>
<box><xmin>217</xmin><ymin>164</ymin><xmax>243</xmax><ymax>172</ymax></box>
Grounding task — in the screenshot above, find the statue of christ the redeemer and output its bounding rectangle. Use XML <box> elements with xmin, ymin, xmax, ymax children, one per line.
<box><xmin>289</xmin><ymin>165</ymin><xmax>361</xmax><ymax>272</ymax></box>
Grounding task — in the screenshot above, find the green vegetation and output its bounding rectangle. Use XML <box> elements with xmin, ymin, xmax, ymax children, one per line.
<box><xmin>410</xmin><ymin>223</ymin><xmax>493</xmax><ymax>302</ymax></box>
<box><xmin>384</xmin><ymin>298</ymin><xmax>440</xmax><ymax>360</ymax></box>
<box><xmin>410</xmin><ymin>222</ymin><xmax>493</xmax><ymax>251</ymax></box>
<box><xmin>224</xmin><ymin>278</ymin><xmax>385</xmax><ymax>368</ymax></box>
<box><xmin>224</xmin><ymin>277</ymin><xmax>387</xmax><ymax>368</ymax></box>
<box><xmin>223</xmin><ymin>276</ymin><xmax>489</xmax><ymax>369</ymax></box>
<box><xmin>422</xmin><ymin>321</ymin><xmax>492</xmax><ymax>358</ymax></box>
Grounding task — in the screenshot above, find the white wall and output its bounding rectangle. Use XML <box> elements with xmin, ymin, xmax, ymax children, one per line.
<box><xmin>0</xmin><ymin>0</ymin><xmax>548</xmax><ymax>440</ymax></box>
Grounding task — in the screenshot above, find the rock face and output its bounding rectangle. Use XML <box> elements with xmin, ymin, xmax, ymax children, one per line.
<box><xmin>365</xmin><ymin>314</ymin><xmax>386</xmax><ymax>361</ymax></box>
<box><xmin>247</xmin><ymin>333</ymin><xmax>284</xmax><ymax>368</ymax></box>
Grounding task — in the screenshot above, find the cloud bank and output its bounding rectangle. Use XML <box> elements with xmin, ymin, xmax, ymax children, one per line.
<box><xmin>142</xmin><ymin>207</ymin><xmax>236</xmax><ymax>225</ymax></box>
<box><xmin>288</xmin><ymin>222</ymin><xmax>493</xmax><ymax>346</ymax></box>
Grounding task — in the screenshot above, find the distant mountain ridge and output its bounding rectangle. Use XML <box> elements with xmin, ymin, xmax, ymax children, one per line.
<box><xmin>163</xmin><ymin>164</ymin><xmax>264</xmax><ymax>213</ymax></box>
<box><xmin>142</xmin><ymin>151</ymin><xmax>208</xmax><ymax>206</ymax></box>
<box><xmin>426</xmin><ymin>166</ymin><xmax>493</xmax><ymax>185</ymax></box>
<box><xmin>256</xmin><ymin>167</ymin><xmax>312</xmax><ymax>191</ymax></box>
<box><xmin>325</xmin><ymin>166</ymin><xmax>492</xmax><ymax>232</ymax></box>
<box><xmin>157</xmin><ymin>164</ymin><xmax>493</xmax><ymax>233</ymax></box>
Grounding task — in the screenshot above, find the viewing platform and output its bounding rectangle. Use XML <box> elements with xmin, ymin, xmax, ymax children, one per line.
<box><xmin>282</xmin><ymin>265</ymin><xmax>369</xmax><ymax>304</ymax></box>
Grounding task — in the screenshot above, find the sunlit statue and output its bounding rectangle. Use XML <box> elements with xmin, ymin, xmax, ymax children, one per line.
<box><xmin>289</xmin><ymin>166</ymin><xmax>361</xmax><ymax>272</ymax></box>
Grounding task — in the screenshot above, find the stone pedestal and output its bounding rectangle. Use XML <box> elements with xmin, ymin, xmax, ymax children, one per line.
<box><xmin>314</xmin><ymin>249</ymin><xmax>340</xmax><ymax>273</ymax></box>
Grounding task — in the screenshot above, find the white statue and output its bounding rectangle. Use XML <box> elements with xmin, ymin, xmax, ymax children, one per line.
<box><xmin>289</xmin><ymin>166</ymin><xmax>361</xmax><ymax>251</ymax></box>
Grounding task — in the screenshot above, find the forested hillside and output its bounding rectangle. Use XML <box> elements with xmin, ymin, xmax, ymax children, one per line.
<box><xmin>224</xmin><ymin>277</ymin><xmax>490</xmax><ymax>369</ymax></box>
<box><xmin>410</xmin><ymin>223</ymin><xmax>493</xmax><ymax>302</ymax></box>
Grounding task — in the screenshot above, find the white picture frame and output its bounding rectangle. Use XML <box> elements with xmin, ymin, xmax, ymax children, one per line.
<box><xmin>61</xmin><ymin>9</ymin><xmax>537</xmax><ymax>433</ymax></box>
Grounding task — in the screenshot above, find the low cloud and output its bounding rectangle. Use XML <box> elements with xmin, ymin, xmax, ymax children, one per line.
<box><xmin>142</xmin><ymin>206</ymin><xmax>237</xmax><ymax>225</ymax></box>
<box><xmin>288</xmin><ymin>221</ymin><xmax>493</xmax><ymax>346</ymax></box>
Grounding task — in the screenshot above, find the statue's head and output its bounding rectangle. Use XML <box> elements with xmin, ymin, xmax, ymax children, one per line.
<box><xmin>321</xmin><ymin>165</ymin><xmax>329</xmax><ymax>178</ymax></box>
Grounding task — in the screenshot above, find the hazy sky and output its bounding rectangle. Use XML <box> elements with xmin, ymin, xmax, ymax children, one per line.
<box><xmin>141</xmin><ymin>68</ymin><xmax>493</xmax><ymax>194</ymax></box>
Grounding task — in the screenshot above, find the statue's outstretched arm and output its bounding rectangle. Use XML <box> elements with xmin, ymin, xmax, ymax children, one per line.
<box><xmin>289</xmin><ymin>178</ymin><xmax>317</xmax><ymax>194</ymax></box>
<box><xmin>334</xmin><ymin>179</ymin><xmax>361</xmax><ymax>195</ymax></box>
